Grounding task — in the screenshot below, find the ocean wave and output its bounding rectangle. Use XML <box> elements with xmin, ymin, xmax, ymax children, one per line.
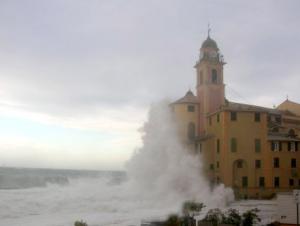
<box><xmin>0</xmin><ymin>174</ymin><xmax>69</xmax><ymax>189</ymax></box>
<box><xmin>0</xmin><ymin>167</ymin><xmax>125</xmax><ymax>190</ymax></box>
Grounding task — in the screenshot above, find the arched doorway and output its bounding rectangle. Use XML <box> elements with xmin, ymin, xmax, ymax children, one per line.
<box><xmin>232</xmin><ymin>159</ymin><xmax>248</xmax><ymax>198</ymax></box>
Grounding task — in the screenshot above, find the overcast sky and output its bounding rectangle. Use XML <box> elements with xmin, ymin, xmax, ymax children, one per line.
<box><xmin>0</xmin><ymin>0</ymin><xmax>299</xmax><ymax>170</ymax></box>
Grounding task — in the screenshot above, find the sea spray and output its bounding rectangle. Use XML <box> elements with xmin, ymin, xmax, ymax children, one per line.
<box><xmin>0</xmin><ymin>101</ymin><xmax>234</xmax><ymax>226</ymax></box>
<box><xmin>126</xmin><ymin>101</ymin><xmax>234</xmax><ymax>214</ymax></box>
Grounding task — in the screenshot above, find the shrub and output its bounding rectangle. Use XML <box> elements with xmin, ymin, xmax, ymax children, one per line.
<box><xmin>164</xmin><ymin>214</ymin><xmax>181</xmax><ymax>226</ymax></box>
<box><xmin>242</xmin><ymin>208</ymin><xmax>261</xmax><ymax>226</ymax></box>
<box><xmin>182</xmin><ymin>201</ymin><xmax>205</xmax><ymax>218</ymax></box>
<box><xmin>74</xmin><ymin>220</ymin><xmax>88</xmax><ymax>226</ymax></box>
<box><xmin>222</xmin><ymin>209</ymin><xmax>241</xmax><ymax>226</ymax></box>
<box><xmin>203</xmin><ymin>209</ymin><xmax>224</xmax><ymax>226</ymax></box>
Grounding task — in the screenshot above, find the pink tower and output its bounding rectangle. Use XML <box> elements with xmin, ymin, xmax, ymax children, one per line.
<box><xmin>194</xmin><ymin>33</ymin><xmax>226</xmax><ymax>135</ymax></box>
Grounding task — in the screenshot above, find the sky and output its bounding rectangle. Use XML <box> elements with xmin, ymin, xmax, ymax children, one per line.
<box><xmin>0</xmin><ymin>0</ymin><xmax>299</xmax><ymax>170</ymax></box>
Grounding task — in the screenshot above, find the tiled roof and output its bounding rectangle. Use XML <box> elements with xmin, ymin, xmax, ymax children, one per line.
<box><xmin>223</xmin><ymin>101</ymin><xmax>281</xmax><ymax>114</ymax></box>
<box><xmin>172</xmin><ymin>90</ymin><xmax>199</xmax><ymax>104</ymax></box>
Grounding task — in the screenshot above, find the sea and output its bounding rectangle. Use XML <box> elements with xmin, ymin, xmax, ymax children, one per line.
<box><xmin>0</xmin><ymin>167</ymin><xmax>134</xmax><ymax>226</ymax></box>
<box><xmin>0</xmin><ymin>103</ymin><xmax>278</xmax><ymax>226</ymax></box>
<box><xmin>0</xmin><ymin>167</ymin><xmax>278</xmax><ymax>226</ymax></box>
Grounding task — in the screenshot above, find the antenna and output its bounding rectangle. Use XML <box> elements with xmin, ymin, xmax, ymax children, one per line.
<box><xmin>208</xmin><ymin>23</ymin><xmax>211</xmax><ymax>37</ymax></box>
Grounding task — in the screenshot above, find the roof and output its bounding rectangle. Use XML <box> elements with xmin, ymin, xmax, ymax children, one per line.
<box><xmin>222</xmin><ymin>101</ymin><xmax>281</xmax><ymax>114</ymax></box>
<box><xmin>267</xmin><ymin>134</ymin><xmax>300</xmax><ymax>141</ymax></box>
<box><xmin>172</xmin><ymin>90</ymin><xmax>199</xmax><ymax>104</ymax></box>
<box><xmin>201</xmin><ymin>36</ymin><xmax>219</xmax><ymax>50</ymax></box>
<box><xmin>277</xmin><ymin>99</ymin><xmax>300</xmax><ymax>116</ymax></box>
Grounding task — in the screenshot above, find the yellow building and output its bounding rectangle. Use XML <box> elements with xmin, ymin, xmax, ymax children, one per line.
<box><xmin>171</xmin><ymin>34</ymin><xmax>300</xmax><ymax>199</ymax></box>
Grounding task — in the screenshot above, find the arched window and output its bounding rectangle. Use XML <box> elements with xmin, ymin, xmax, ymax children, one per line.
<box><xmin>212</xmin><ymin>69</ymin><xmax>218</xmax><ymax>84</ymax></box>
<box><xmin>289</xmin><ymin>129</ymin><xmax>296</xmax><ymax>137</ymax></box>
<box><xmin>188</xmin><ymin>122</ymin><xmax>196</xmax><ymax>140</ymax></box>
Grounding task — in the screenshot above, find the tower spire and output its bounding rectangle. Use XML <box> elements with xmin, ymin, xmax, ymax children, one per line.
<box><xmin>208</xmin><ymin>23</ymin><xmax>211</xmax><ymax>38</ymax></box>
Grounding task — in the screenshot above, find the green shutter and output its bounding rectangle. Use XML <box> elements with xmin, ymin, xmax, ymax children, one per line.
<box><xmin>255</xmin><ymin>139</ymin><xmax>261</xmax><ymax>152</ymax></box>
<box><xmin>231</xmin><ymin>138</ymin><xmax>237</xmax><ymax>152</ymax></box>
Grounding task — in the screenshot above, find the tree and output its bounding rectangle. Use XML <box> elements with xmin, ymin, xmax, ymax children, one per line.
<box><xmin>182</xmin><ymin>201</ymin><xmax>205</xmax><ymax>218</ymax></box>
<box><xmin>242</xmin><ymin>208</ymin><xmax>261</xmax><ymax>226</ymax></box>
<box><xmin>203</xmin><ymin>208</ymin><xmax>224</xmax><ymax>226</ymax></box>
<box><xmin>164</xmin><ymin>214</ymin><xmax>181</xmax><ymax>226</ymax></box>
<box><xmin>222</xmin><ymin>209</ymin><xmax>242</xmax><ymax>226</ymax></box>
<box><xmin>182</xmin><ymin>201</ymin><xmax>205</xmax><ymax>226</ymax></box>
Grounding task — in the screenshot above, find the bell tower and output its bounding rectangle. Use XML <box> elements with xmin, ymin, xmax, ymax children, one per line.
<box><xmin>195</xmin><ymin>31</ymin><xmax>225</xmax><ymax>134</ymax></box>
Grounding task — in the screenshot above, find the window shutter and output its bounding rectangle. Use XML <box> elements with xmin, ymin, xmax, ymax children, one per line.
<box><xmin>296</xmin><ymin>142</ymin><xmax>299</xmax><ymax>151</ymax></box>
<box><xmin>279</xmin><ymin>142</ymin><xmax>282</xmax><ymax>151</ymax></box>
<box><xmin>271</xmin><ymin>142</ymin><xmax>274</xmax><ymax>151</ymax></box>
<box><xmin>288</xmin><ymin>142</ymin><xmax>291</xmax><ymax>151</ymax></box>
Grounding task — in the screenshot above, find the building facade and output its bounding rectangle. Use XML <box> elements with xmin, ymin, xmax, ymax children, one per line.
<box><xmin>171</xmin><ymin>34</ymin><xmax>300</xmax><ymax>199</ymax></box>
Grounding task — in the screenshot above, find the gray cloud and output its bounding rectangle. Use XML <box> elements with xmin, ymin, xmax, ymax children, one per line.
<box><xmin>0</xmin><ymin>0</ymin><xmax>299</xmax><ymax>118</ymax></box>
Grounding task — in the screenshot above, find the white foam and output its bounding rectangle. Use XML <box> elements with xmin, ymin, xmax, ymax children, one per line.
<box><xmin>0</xmin><ymin>102</ymin><xmax>235</xmax><ymax>226</ymax></box>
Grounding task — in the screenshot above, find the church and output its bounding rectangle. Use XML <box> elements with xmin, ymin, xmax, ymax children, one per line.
<box><xmin>171</xmin><ymin>32</ymin><xmax>300</xmax><ymax>199</ymax></box>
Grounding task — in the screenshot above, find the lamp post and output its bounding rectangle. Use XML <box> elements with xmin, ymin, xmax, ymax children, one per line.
<box><xmin>294</xmin><ymin>190</ymin><xmax>300</xmax><ymax>226</ymax></box>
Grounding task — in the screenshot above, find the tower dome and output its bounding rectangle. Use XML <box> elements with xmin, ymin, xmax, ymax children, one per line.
<box><xmin>201</xmin><ymin>36</ymin><xmax>218</xmax><ymax>50</ymax></box>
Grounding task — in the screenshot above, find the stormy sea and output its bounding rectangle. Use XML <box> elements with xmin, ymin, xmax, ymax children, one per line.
<box><xmin>0</xmin><ymin>103</ymin><xmax>277</xmax><ymax>226</ymax></box>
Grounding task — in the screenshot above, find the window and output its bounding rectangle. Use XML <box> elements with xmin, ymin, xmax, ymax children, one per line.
<box><xmin>216</xmin><ymin>161</ymin><xmax>219</xmax><ymax>168</ymax></box>
<box><xmin>209</xmin><ymin>117</ymin><xmax>212</xmax><ymax>126</ymax></box>
<box><xmin>210</xmin><ymin>164</ymin><xmax>214</xmax><ymax>170</ymax></box>
<box><xmin>237</xmin><ymin>160</ymin><xmax>243</xmax><ymax>168</ymax></box>
<box><xmin>289</xmin><ymin>179</ymin><xmax>294</xmax><ymax>187</ymax></box>
<box><xmin>274</xmin><ymin>177</ymin><xmax>280</xmax><ymax>188</ymax></box>
<box><xmin>288</xmin><ymin>142</ymin><xmax>296</xmax><ymax>152</ymax></box>
<box><xmin>274</xmin><ymin>158</ymin><xmax>280</xmax><ymax>168</ymax></box>
<box><xmin>255</xmin><ymin>160</ymin><xmax>261</xmax><ymax>169</ymax></box>
<box><xmin>212</xmin><ymin>69</ymin><xmax>218</xmax><ymax>84</ymax></box>
<box><xmin>242</xmin><ymin>176</ymin><xmax>248</xmax><ymax>188</ymax></box>
<box><xmin>259</xmin><ymin>177</ymin><xmax>265</xmax><ymax>187</ymax></box>
<box><xmin>289</xmin><ymin>129</ymin><xmax>296</xmax><ymax>137</ymax></box>
<box><xmin>231</xmin><ymin>138</ymin><xmax>237</xmax><ymax>152</ymax></box>
<box><xmin>187</xmin><ymin>105</ymin><xmax>195</xmax><ymax>112</ymax></box>
<box><xmin>291</xmin><ymin>158</ymin><xmax>297</xmax><ymax>168</ymax></box>
<box><xmin>216</xmin><ymin>139</ymin><xmax>220</xmax><ymax>153</ymax></box>
<box><xmin>188</xmin><ymin>122</ymin><xmax>195</xmax><ymax>140</ymax></box>
<box><xmin>275</xmin><ymin>116</ymin><xmax>281</xmax><ymax>124</ymax></box>
<box><xmin>255</xmin><ymin>139</ymin><xmax>261</xmax><ymax>153</ymax></box>
<box><xmin>231</xmin><ymin>112</ymin><xmax>237</xmax><ymax>121</ymax></box>
<box><xmin>217</xmin><ymin>114</ymin><xmax>220</xmax><ymax>122</ymax></box>
<box><xmin>255</xmin><ymin>112</ymin><xmax>261</xmax><ymax>122</ymax></box>
<box><xmin>271</xmin><ymin>141</ymin><xmax>281</xmax><ymax>152</ymax></box>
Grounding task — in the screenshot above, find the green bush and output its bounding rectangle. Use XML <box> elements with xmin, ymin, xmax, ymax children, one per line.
<box><xmin>74</xmin><ymin>220</ymin><xmax>88</xmax><ymax>226</ymax></box>
<box><xmin>242</xmin><ymin>208</ymin><xmax>261</xmax><ymax>226</ymax></box>
<box><xmin>182</xmin><ymin>201</ymin><xmax>205</xmax><ymax>218</ymax></box>
<box><xmin>203</xmin><ymin>209</ymin><xmax>224</xmax><ymax>226</ymax></box>
<box><xmin>222</xmin><ymin>208</ymin><xmax>242</xmax><ymax>226</ymax></box>
<box><xmin>164</xmin><ymin>214</ymin><xmax>181</xmax><ymax>226</ymax></box>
